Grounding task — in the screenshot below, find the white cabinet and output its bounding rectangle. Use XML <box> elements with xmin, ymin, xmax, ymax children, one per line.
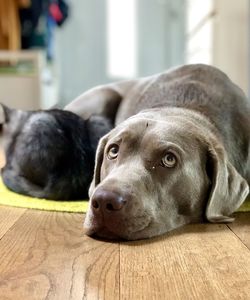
<box><xmin>0</xmin><ymin>50</ymin><xmax>58</xmax><ymax>110</ymax></box>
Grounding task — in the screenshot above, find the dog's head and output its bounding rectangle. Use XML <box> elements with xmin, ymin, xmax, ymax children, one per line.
<box><xmin>84</xmin><ymin>109</ymin><xmax>249</xmax><ymax>240</ymax></box>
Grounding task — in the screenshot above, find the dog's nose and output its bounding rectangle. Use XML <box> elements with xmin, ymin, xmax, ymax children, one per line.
<box><xmin>91</xmin><ymin>189</ymin><xmax>126</xmax><ymax>212</ymax></box>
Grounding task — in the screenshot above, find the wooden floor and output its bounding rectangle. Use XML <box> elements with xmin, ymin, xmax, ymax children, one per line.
<box><xmin>0</xmin><ymin>206</ymin><xmax>249</xmax><ymax>300</ymax></box>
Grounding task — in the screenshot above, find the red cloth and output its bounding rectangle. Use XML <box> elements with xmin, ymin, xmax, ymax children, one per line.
<box><xmin>49</xmin><ymin>3</ymin><xmax>63</xmax><ymax>22</ymax></box>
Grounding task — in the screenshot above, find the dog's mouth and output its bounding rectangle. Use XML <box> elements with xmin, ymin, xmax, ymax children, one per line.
<box><xmin>83</xmin><ymin>222</ymin><xmax>125</xmax><ymax>240</ymax></box>
<box><xmin>88</xmin><ymin>227</ymin><xmax>123</xmax><ymax>240</ymax></box>
<box><xmin>83</xmin><ymin>214</ymin><xmax>152</xmax><ymax>240</ymax></box>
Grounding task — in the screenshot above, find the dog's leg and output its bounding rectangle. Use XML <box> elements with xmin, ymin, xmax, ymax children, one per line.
<box><xmin>64</xmin><ymin>80</ymin><xmax>138</xmax><ymax>123</ymax></box>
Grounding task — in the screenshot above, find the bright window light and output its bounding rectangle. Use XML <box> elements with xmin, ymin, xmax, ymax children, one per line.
<box><xmin>106</xmin><ymin>0</ymin><xmax>137</xmax><ymax>78</ymax></box>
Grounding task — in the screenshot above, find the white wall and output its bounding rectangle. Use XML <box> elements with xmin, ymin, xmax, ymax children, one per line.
<box><xmin>186</xmin><ymin>0</ymin><xmax>249</xmax><ymax>95</ymax></box>
<box><xmin>55</xmin><ymin>0</ymin><xmax>108</xmax><ymax>105</ymax></box>
<box><xmin>55</xmin><ymin>0</ymin><xmax>186</xmax><ymax>106</ymax></box>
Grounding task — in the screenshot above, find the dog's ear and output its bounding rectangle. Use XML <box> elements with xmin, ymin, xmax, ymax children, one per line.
<box><xmin>88</xmin><ymin>133</ymin><xmax>110</xmax><ymax>197</ymax></box>
<box><xmin>205</xmin><ymin>141</ymin><xmax>249</xmax><ymax>223</ymax></box>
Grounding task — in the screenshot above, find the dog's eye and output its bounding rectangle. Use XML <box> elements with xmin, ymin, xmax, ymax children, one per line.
<box><xmin>161</xmin><ymin>152</ymin><xmax>177</xmax><ymax>168</ymax></box>
<box><xmin>107</xmin><ymin>145</ymin><xmax>119</xmax><ymax>160</ymax></box>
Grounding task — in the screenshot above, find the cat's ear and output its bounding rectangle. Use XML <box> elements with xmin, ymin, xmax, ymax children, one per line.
<box><xmin>0</xmin><ymin>104</ymin><xmax>12</xmax><ymax>124</ymax></box>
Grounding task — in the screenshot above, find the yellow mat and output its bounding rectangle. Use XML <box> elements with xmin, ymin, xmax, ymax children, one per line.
<box><xmin>238</xmin><ymin>196</ymin><xmax>250</xmax><ymax>212</ymax></box>
<box><xmin>0</xmin><ymin>177</ymin><xmax>249</xmax><ymax>213</ymax></box>
<box><xmin>0</xmin><ymin>177</ymin><xmax>89</xmax><ymax>213</ymax></box>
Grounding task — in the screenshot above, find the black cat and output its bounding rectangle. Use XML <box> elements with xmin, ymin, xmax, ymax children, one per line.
<box><xmin>0</xmin><ymin>104</ymin><xmax>112</xmax><ymax>200</ymax></box>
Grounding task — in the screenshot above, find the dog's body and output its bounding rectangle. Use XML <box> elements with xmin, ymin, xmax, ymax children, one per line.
<box><xmin>0</xmin><ymin>107</ymin><xmax>112</xmax><ymax>199</ymax></box>
<box><xmin>66</xmin><ymin>64</ymin><xmax>250</xmax><ymax>240</ymax></box>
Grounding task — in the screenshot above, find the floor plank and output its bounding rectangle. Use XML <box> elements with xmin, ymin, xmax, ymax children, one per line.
<box><xmin>0</xmin><ymin>206</ymin><xmax>26</xmax><ymax>239</ymax></box>
<box><xmin>0</xmin><ymin>210</ymin><xmax>119</xmax><ymax>300</ymax></box>
<box><xmin>1</xmin><ymin>207</ymin><xmax>250</xmax><ymax>300</ymax></box>
<box><xmin>227</xmin><ymin>212</ymin><xmax>250</xmax><ymax>249</ymax></box>
<box><xmin>120</xmin><ymin>223</ymin><xmax>250</xmax><ymax>300</ymax></box>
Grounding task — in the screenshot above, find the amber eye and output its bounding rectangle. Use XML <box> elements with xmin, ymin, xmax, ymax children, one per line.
<box><xmin>107</xmin><ymin>145</ymin><xmax>119</xmax><ymax>160</ymax></box>
<box><xmin>161</xmin><ymin>152</ymin><xmax>177</xmax><ymax>168</ymax></box>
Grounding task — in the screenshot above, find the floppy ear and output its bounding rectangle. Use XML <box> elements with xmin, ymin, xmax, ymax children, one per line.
<box><xmin>88</xmin><ymin>133</ymin><xmax>110</xmax><ymax>197</ymax></box>
<box><xmin>205</xmin><ymin>142</ymin><xmax>249</xmax><ymax>223</ymax></box>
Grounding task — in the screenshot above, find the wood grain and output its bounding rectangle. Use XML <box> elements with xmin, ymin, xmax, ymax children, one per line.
<box><xmin>0</xmin><ymin>210</ymin><xmax>119</xmax><ymax>300</ymax></box>
<box><xmin>120</xmin><ymin>223</ymin><xmax>250</xmax><ymax>300</ymax></box>
<box><xmin>0</xmin><ymin>206</ymin><xmax>250</xmax><ymax>300</ymax></box>
<box><xmin>0</xmin><ymin>206</ymin><xmax>26</xmax><ymax>239</ymax></box>
<box><xmin>227</xmin><ymin>213</ymin><xmax>250</xmax><ymax>250</ymax></box>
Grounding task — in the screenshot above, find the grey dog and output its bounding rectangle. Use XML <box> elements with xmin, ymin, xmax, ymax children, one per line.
<box><xmin>65</xmin><ymin>64</ymin><xmax>250</xmax><ymax>240</ymax></box>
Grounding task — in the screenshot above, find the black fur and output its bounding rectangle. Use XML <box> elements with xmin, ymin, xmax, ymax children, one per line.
<box><xmin>0</xmin><ymin>106</ymin><xmax>112</xmax><ymax>200</ymax></box>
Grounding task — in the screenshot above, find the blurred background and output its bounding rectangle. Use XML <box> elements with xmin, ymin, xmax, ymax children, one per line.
<box><xmin>0</xmin><ymin>0</ymin><xmax>249</xmax><ymax>110</ymax></box>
